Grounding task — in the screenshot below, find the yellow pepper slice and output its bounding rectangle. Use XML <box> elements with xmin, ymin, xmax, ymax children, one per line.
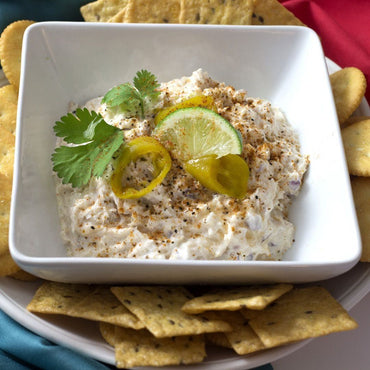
<box><xmin>185</xmin><ymin>154</ymin><xmax>249</xmax><ymax>199</ymax></box>
<box><xmin>110</xmin><ymin>136</ymin><xmax>172</xmax><ymax>199</ymax></box>
<box><xmin>154</xmin><ymin>95</ymin><xmax>217</xmax><ymax>125</ymax></box>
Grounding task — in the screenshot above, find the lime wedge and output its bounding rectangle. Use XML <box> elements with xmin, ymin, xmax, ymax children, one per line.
<box><xmin>152</xmin><ymin>107</ymin><xmax>242</xmax><ymax>161</ymax></box>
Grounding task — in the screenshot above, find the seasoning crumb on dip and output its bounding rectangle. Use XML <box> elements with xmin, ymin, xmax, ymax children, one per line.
<box><xmin>54</xmin><ymin>69</ymin><xmax>309</xmax><ymax>261</ymax></box>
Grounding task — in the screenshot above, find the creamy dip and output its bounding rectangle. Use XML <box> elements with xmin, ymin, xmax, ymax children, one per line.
<box><xmin>55</xmin><ymin>69</ymin><xmax>309</xmax><ymax>260</ymax></box>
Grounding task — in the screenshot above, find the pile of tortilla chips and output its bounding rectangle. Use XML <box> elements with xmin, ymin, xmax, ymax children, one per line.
<box><xmin>80</xmin><ymin>0</ymin><xmax>305</xmax><ymax>26</ymax></box>
<box><xmin>0</xmin><ymin>1</ymin><xmax>369</xmax><ymax>367</ymax></box>
<box><xmin>27</xmin><ymin>281</ymin><xmax>358</xmax><ymax>367</ymax></box>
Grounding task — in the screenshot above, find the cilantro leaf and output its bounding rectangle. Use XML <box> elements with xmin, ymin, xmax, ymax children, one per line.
<box><xmin>54</xmin><ymin>108</ymin><xmax>116</xmax><ymax>144</ymax></box>
<box><xmin>52</xmin><ymin>108</ymin><xmax>124</xmax><ymax>187</ymax></box>
<box><xmin>101</xmin><ymin>83</ymin><xmax>140</xmax><ymax>110</ymax></box>
<box><xmin>133</xmin><ymin>69</ymin><xmax>160</xmax><ymax>101</ymax></box>
<box><xmin>102</xmin><ymin>70</ymin><xmax>160</xmax><ymax>119</ymax></box>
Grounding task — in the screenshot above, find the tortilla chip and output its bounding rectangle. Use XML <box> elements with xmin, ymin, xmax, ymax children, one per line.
<box><xmin>0</xmin><ymin>173</ymin><xmax>11</xmax><ymax>257</ymax></box>
<box><xmin>0</xmin><ymin>175</ymin><xmax>19</xmax><ymax>277</ymax></box>
<box><xmin>9</xmin><ymin>269</ymin><xmax>38</xmax><ymax>281</ymax></box>
<box><xmin>99</xmin><ymin>322</ymin><xmax>117</xmax><ymax>346</ymax></box>
<box><xmin>0</xmin><ymin>126</ymin><xmax>15</xmax><ymax>179</ymax></box>
<box><xmin>226</xmin><ymin>0</ymin><xmax>254</xmax><ymax>25</ymax></box>
<box><xmin>179</xmin><ymin>0</ymin><xmax>253</xmax><ymax>25</ymax></box>
<box><xmin>351</xmin><ymin>176</ymin><xmax>370</xmax><ymax>261</ymax></box>
<box><xmin>0</xmin><ymin>251</ymin><xmax>20</xmax><ymax>276</ymax></box>
<box><xmin>0</xmin><ymin>168</ymin><xmax>20</xmax><ymax>276</ymax></box>
<box><xmin>111</xmin><ymin>286</ymin><xmax>232</xmax><ymax>337</ymax></box>
<box><xmin>0</xmin><ymin>98</ymin><xmax>17</xmax><ymax>135</ymax></box>
<box><xmin>80</xmin><ymin>0</ymin><xmax>128</xmax><ymax>22</ymax></box>
<box><xmin>342</xmin><ymin>119</ymin><xmax>370</xmax><ymax>176</ymax></box>
<box><xmin>248</xmin><ymin>286</ymin><xmax>358</xmax><ymax>348</ymax></box>
<box><xmin>240</xmin><ymin>307</ymin><xmax>262</xmax><ymax>321</ymax></box>
<box><xmin>180</xmin><ymin>0</ymin><xmax>224</xmax><ymax>24</ymax></box>
<box><xmin>205</xmin><ymin>310</ymin><xmax>265</xmax><ymax>355</ymax></box>
<box><xmin>251</xmin><ymin>0</ymin><xmax>305</xmax><ymax>26</ymax></box>
<box><xmin>114</xmin><ymin>326</ymin><xmax>206</xmax><ymax>368</ymax></box>
<box><xmin>205</xmin><ymin>332</ymin><xmax>232</xmax><ymax>348</ymax></box>
<box><xmin>330</xmin><ymin>67</ymin><xmax>367</xmax><ymax>126</ymax></box>
<box><xmin>108</xmin><ymin>7</ymin><xmax>127</xmax><ymax>23</ymax></box>
<box><xmin>70</xmin><ymin>285</ymin><xmax>144</xmax><ymax>329</ymax></box>
<box><xmin>0</xmin><ymin>84</ymin><xmax>18</xmax><ymax>105</ymax></box>
<box><xmin>124</xmin><ymin>0</ymin><xmax>181</xmax><ymax>23</ymax></box>
<box><xmin>0</xmin><ymin>20</ymin><xmax>35</xmax><ymax>89</ymax></box>
<box><xmin>182</xmin><ymin>284</ymin><xmax>293</xmax><ymax>314</ymax></box>
<box><xmin>27</xmin><ymin>282</ymin><xmax>144</xmax><ymax>329</ymax></box>
<box><xmin>27</xmin><ymin>282</ymin><xmax>95</xmax><ymax>314</ymax></box>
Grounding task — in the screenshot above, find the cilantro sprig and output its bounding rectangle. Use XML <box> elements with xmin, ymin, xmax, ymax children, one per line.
<box><xmin>101</xmin><ymin>69</ymin><xmax>160</xmax><ymax>119</ymax></box>
<box><xmin>52</xmin><ymin>108</ymin><xmax>124</xmax><ymax>187</ymax></box>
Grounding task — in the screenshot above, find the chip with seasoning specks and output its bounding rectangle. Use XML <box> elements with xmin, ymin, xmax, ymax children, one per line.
<box><xmin>222</xmin><ymin>0</ymin><xmax>254</xmax><ymax>25</ymax></box>
<box><xmin>99</xmin><ymin>322</ymin><xmax>117</xmax><ymax>346</ymax></box>
<box><xmin>205</xmin><ymin>332</ymin><xmax>232</xmax><ymax>349</ymax></box>
<box><xmin>124</xmin><ymin>0</ymin><xmax>181</xmax><ymax>23</ymax></box>
<box><xmin>114</xmin><ymin>326</ymin><xmax>206</xmax><ymax>368</ymax></box>
<box><xmin>248</xmin><ymin>286</ymin><xmax>358</xmax><ymax>348</ymax></box>
<box><xmin>69</xmin><ymin>285</ymin><xmax>145</xmax><ymax>329</ymax></box>
<box><xmin>27</xmin><ymin>282</ymin><xmax>96</xmax><ymax>314</ymax></box>
<box><xmin>27</xmin><ymin>282</ymin><xmax>144</xmax><ymax>329</ymax></box>
<box><xmin>241</xmin><ymin>307</ymin><xmax>268</xmax><ymax>321</ymax></box>
<box><xmin>8</xmin><ymin>269</ymin><xmax>38</xmax><ymax>281</ymax></box>
<box><xmin>0</xmin><ymin>251</ymin><xmax>20</xmax><ymax>276</ymax></box>
<box><xmin>108</xmin><ymin>7</ymin><xmax>127</xmax><ymax>23</ymax></box>
<box><xmin>23</xmin><ymin>281</ymin><xmax>360</xmax><ymax>367</ymax></box>
<box><xmin>80</xmin><ymin>0</ymin><xmax>128</xmax><ymax>22</ymax></box>
<box><xmin>111</xmin><ymin>286</ymin><xmax>232</xmax><ymax>337</ymax></box>
<box><xmin>251</xmin><ymin>0</ymin><xmax>305</xmax><ymax>25</ymax></box>
<box><xmin>179</xmin><ymin>0</ymin><xmax>253</xmax><ymax>25</ymax></box>
<box><xmin>205</xmin><ymin>310</ymin><xmax>265</xmax><ymax>355</ymax></box>
<box><xmin>182</xmin><ymin>283</ymin><xmax>293</xmax><ymax>314</ymax></box>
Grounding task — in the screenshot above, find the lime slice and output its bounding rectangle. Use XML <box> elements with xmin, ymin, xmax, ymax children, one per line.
<box><xmin>152</xmin><ymin>107</ymin><xmax>242</xmax><ymax>161</ymax></box>
<box><xmin>154</xmin><ymin>95</ymin><xmax>217</xmax><ymax>125</ymax></box>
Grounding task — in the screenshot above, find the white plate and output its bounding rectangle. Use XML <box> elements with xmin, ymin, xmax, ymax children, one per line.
<box><xmin>1</xmin><ymin>57</ymin><xmax>369</xmax><ymax>369</ymax></box>
<box><xmin>10</xmin><ymin>23</ymin><xmax>361</xmax><ymax>284</ymax></box>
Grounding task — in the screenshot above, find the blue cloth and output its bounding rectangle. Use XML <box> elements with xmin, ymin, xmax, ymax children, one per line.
<box><xmin>0</xmin><ymin>310</ymin><xmax>111</xmax><ymax>370</ymax></box>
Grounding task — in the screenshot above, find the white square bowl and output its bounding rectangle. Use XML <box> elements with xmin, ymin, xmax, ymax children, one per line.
<box><xmin>9</xmin><ymin>22</ymin><xmax>361</xmax><ymax>284</ymax></box>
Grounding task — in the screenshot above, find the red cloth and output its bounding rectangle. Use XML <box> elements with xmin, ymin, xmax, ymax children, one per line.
<box><xmin>280</xmin><ymin>0</ymin><xmax>370</xmax><ymax>102</ymax></box>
